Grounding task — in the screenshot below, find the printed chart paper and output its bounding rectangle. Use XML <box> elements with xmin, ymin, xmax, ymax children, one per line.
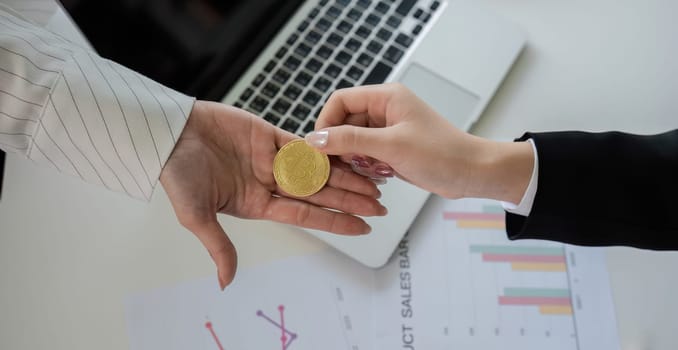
<box><xmin>374</xmin><ymin>196</ymin><xmax>620</xmax><ymax>350</ymax></box>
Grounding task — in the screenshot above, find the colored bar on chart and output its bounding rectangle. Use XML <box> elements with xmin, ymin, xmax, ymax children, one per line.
<box><xmin>482</xmin><ymin>253</ymin><xmax>566</xmax><ymax>264</ymax></box>
<box><xmin>504</xmin><ymin>288</ymin><xmax>571</xmax><ymax>298</ymax></box>
<box><xmin>443</xmin><ymin>207</ymin><xmax>505</xmax><ymax>229</ymax></box>
<box><xmin>470</xmin><ymin>245</ymin><xmax>565</xmax><ymax>256</ymax></box>
<box><xmin>539</xmin><ymin>305</ymin><xmax>574</xmax><ymax>315</ymax></box>
<box><xmin>456</xmin><ymin>220</ymin><xmax>505</xmax><ymax>229</ymax></box>
<box><xmin>443</xmin><ymin>212</ymin><xmax>504</xmax><ymax>221</ymax></box>
<box><xmin>498</xmin><ymin>296</ymin><xmax>571</xmax><ymax>306</ymax></box>
<box><xmin>482</xmin><ymin>204</ymin><xmax>504</xmax><ymax>213</ymax></box>
<box><xmin>511</xmin><ymin>262</ymin><xmax>567</xmax><ymax>272</ymax></box>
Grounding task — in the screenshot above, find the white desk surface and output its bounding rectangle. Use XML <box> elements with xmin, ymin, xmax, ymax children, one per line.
<box><xmin>1</xmin><ymin>1</ymin><xmax>677</xmax><ymax>349</ymax></box>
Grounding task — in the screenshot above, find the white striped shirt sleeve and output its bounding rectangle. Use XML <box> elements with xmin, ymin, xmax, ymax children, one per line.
<box><xmin>0</xmin><ymin>4</ymin><xmax>195</xmax><ymax>200</ymax></box>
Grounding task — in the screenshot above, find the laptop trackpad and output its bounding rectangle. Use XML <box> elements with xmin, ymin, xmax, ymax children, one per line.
<box><xmin>399</xmin><ymin>63</ymin><xmax>479</xmax><ymax>128</ymax></box>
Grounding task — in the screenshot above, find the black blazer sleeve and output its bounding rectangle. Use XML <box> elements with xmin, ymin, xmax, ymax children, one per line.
<box><xmin>506</xmin><ymin>130</ymin><xmax>678</xmax><ymax>250</ymax></box>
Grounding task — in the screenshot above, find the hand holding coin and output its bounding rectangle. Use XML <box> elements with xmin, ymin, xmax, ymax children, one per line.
<box><xmin>274</xmin><ymin>139</ymin><xmax>330</xmax><ymax>197</ymax></box>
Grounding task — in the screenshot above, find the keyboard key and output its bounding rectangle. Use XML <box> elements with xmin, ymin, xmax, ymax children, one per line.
<box><xmin>325</xmin><ymin>63</ymin><xmax>342</xmax><ymax>78</ymax></box>
<box><xmin>250</xmin><ymin>95</ymin><xmax>269</xmax><ymax>113</ymax></box>
<box><xmin>320</xmin><ymin>0</ymin><xmax>329</xmax><ymax>5</ymax></box>
<box><xmin>386</xmin><ymin>15</ymin><xmax>401</xmax><ymax>28</ymax></box>
<box><xmin>306</xmin><ymin>30</ymin><xmax>322</xmax><ymax>44</ymax></box>
<box><xmin>363</xmin><ymin>61</ymin><xmax>392</xmax><ymax>85</ymax></box>
<box><xmin>314</xmin><ymin>77</ymin><xmax>332</xmax><ymax>92</ymax></box>
<box><xmin>356</xmin><ymin>53</ymin><xmax>374</xmax><ymax>67</ymax></box>
<box><xmin>309</xmin><ymin>7</ymin><xmax>320</xmax><ymax>19</ymax></box>
<box><xmin>303</xmin><ymin>90</ymin><xmax>322</xmax><ymax>106</ymax></box>
<box><xmin>366</xmin><ymin>40</ymin><xmax>383</xmax><ymax>54</ymax></box>
<box><xmin>336</xmin><ymin>0</ymin><xmax>350</xmax><ymax>7</ymax></box>
<box><xmin>272</xmin><ymin>69</ymin><xmax>291</xmax><ymax>84</ymax></box>
<box><xmin>316</xmin><ymin>17</ymin><xmax>332</xmax><ymax>32</ymax></box>
<box><xmin>376</xmin><ymin>28</ymin><xmax>393</xmax><ymax>41</ymax></box>
<box><xmin>306</xmin><ymin>58</ymin><xmax>323</xmax><ymax>73</ymax></box>
<box><xmin>272</xmin><ymin>99</ymin><xmax>291</xmax><ymax>115</ymax></box>
<box><xmin>286</xmin><ymin>34</ymin><xmax>298</xmax><ymax>46</ymax></box>
<box><xmin>275</xmin><ymin>46</ymin><xmax>288</xmax><ymax>59</ymax></box>
<box><xmin>264</xmin><ymin>60</ymin><xmax>277</xmax><ymax>73</ymax></box>
<box><xmin>336</xmin><ymin>50</ymin><xmax>352</xmax><ymax>65</ymax></box>
<box><xmin>336</xmin><ymin>79</ymin><xmax>353</xmax><ymax>89</ymax></box>
<box><xmin>347</xmin><ymin>8</ymin><xmax>362</xmax><ymax>21</ymax></box>
<box><xmin>395</xmin><ymin>33</ymin><xmax>413</xmax><ymax>48</ymax></box>
<box><xmin>396</xmin><ymin>0</ymin><xmax>416</xmax><ymax>16</ymax></box>
<box><xmin>375</xmin><ymin>1</ymin><xmax>390</xmax><ymax>14</ymax></box>
<box><xmin>295</xmin><ymin>71</ymin><xmax>313</xmax><ymax>85</ymax></box>
<box><xmin>264</xmin><ymin>112</ymin><xmax>281</xmax><ymax>125</ymax></box>
<box><xmin>317</xmin><ymin>45</ymin><xmax>334</xmax><ymax>59</ymax></box>
<box><xmin>431</xmin><ymin>1</ymin><xmax>441</xmax><ymax>11</ymax></box>
<box><xmin>303</xmin><ymin>120</ymin><xmax>316</xmax><ymax>133</ymax></box>
<box><xmin>298</xmin><ymin>20</ymin><xmax>310</xmax><ymax>32</ymax></box>
<box><xmin>284</xmin><ymin>56</ymin><xmax>301</xmax><ymax>71</ymax></box>
<box><xmin>347</xmin><ymin>66</ymin><xmax>364</xmax><ymax>81</ymax></box>
<box><xmin>240</xmin><ymin>88</ymin><xmax>254</xmax><ymax>102</ymax></box>
<box><xmin>292</xmin><ymin>104</ymin><xmax>311</xmax><ymax>119</ymax></box>
<box><xmin>281</xmin><ymin>118</ymin><xmax>301</xmax><ymax>133</ymax></box>
<box><xmin>327</xmin><ymin>33</ymin><xmax>343</xmax><ymax>46</ymax></box>
<box><xmin>326</xmin><ymin>6</ymin><xmax>342</xmax><ymax>19</ymax></box>
<box><xmin>412</xmin><ymin>24</ymin><xmax>423</xmax><ymax>35</ymax></box>
<box><xmin>345</xmin><ymin>38</ymin><xmax>362</xmax><ymax>52</ymax></box>
<box><xmin>295</xmin><ymin>43</ymin><xmax>312</xmax><ymax>56</ymax></box>
<box><xmin>252</xmin><ymin>74</ymin><xmax>265</xmax><ymax>87</ymax></box>
<box><xmin>233</xmin><ymin>101</ymin><xmax>243</xmax><ymax>108</ymax></box>
<box><xmin>356</xmin><ymin>26</ymin><xmax>371</xmax><ymax>39</ymax></box>
<box><xmin>337</xmin><ymin>20</ymin><xmax>353</xmax><ymax>34</ymax></box>
<box><xmin>284</xmin><ymin>84</ymin><xmax>303</xmax><ymax>100</ymax></box>
<box><xmin>422</xmin><ymin>13</ymin><xmax>431</xmax><ymax>23</ymax></box>
<box><xmin>357</xmin><ymin>0</ymin><xmax>372</xmax><ymax>9</ymax></box>
<box><xmin>365</xmin><ymin>14</ymin><xmax>380</xmax><ymax>27</ymax></box>
<box><xmin>413</xmin><ymin>8</ymin><xmax>424</xmax><ymax>19</ymax></box>
<box><xmin>262</xmin><ymin>82</ymin><xmax>280</xmax><ymax>98</ymax></box>
<box><xmin>384</xmin><ymin>45</ymin><xmax>404</xmax><ymax>64</ymax></box>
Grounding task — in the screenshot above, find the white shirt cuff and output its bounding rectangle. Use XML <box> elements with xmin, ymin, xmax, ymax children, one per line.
<box><xmin>501</xmin><ymin>138</ymin><xmax>538</xmax><ymax>217</ymax></box>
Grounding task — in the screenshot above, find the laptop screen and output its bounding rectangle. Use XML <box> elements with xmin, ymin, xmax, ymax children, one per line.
<box><xmin>60</xmin><ymin>0</ymin><xmax>304</xmax><ymax>101</ymax></box>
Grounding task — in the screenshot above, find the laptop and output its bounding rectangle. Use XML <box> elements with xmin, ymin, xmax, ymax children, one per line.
<box><xmin>61</xmin><ymin>0</ymin><xmax>525</xmax><ymax>268</ymax></box>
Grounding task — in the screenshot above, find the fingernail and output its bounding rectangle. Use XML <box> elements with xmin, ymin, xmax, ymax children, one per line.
<box><xmin>380</xmin><ymin>205</ymin><xmax>388</xmax><ymax>216</ymax></box>
<box><xmin>305</xmin><ymin>130</ymin><xmax>329</xmax><ymax>148</ymax></box>
<box><xmin>374</xmin><ymin>165</ymin><xmax>394</xmax><ymax>177</ymax></box>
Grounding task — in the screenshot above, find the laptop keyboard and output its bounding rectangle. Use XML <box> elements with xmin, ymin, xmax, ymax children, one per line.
<box><xmin>233</xmin><ymin>0</ymin><xmax>442</xmax><ymax>136</ymax></box>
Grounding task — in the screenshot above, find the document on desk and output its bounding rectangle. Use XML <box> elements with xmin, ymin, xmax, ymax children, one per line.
<box><xmin>125</xmin><ymin>197</ymin><xmax>619</xmax><ymax>350</ymax></box>
<box><xmin>374</xmin><ymin>196</ymin><xmax>620</xmax><ymax>350</ymax></box>
<box><xmin>125</xmin><ymin>252</ymin><xmax>374</xmax><ymax>350</ymax></box>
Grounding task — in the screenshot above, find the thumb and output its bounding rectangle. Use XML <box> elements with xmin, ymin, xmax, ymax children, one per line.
<box><xmin>305</xmin><ymin>125</ymin><xmax>390</xmax><ymax>159</ymax></box>
<box><xmin>191</xmin><ymin>220</ymin><xmax>238</xmax><ymax>290</ymax></box>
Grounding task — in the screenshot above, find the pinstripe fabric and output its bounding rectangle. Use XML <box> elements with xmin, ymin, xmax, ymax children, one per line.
<box><xmin>0</xmin><ymin>4</ymin><xmax>195</xmax><ymax>200</ymax></box>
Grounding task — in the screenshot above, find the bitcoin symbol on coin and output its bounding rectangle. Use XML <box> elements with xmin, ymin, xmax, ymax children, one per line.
<box><xmin>273</xmin><ymin>139</ymin><xmax>330</xmax><ymax>197</ymax></box>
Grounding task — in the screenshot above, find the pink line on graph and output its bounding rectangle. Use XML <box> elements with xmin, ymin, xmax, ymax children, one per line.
<box><xmin>443</xmin><ymin>212</ymin><xmax>504</xmax><ymax>221</ymax></box>
<box><xmin>279</xmin><ymin>305</ymin><xmax>286</xmax><ymax>349</ymax></box>
<box><xmin>205</xmin><ymin>321</ymin><xmax>225</xmax><ymax>350</ymax></box>
<box><xmin>499</xmin><ymin>296</ymin><xmax>572</xmax><ymax>306</ymax></box>
<box><xmin>483</xmin><ymin>253</ymin><xmax>566</xmax><ymax>263</ymax></box>
<box><xmin>257</xmin><ymin>306</ymin><xmax>297</xmax><ymax>350</ymax></box>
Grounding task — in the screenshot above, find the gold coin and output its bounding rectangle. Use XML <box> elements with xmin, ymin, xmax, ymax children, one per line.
<box><xmin>273</xmin><ymin>139</ymin><xmax>330</xmax><ymax>197</ymax></box>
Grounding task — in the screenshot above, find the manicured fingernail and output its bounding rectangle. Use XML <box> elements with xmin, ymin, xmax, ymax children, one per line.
<box><xmin>305</xmin><ymin>130</ymin><xmax>329</xmax><ymax>148</ymax></box>
<box><xmin>374</xmin><ymin>165</ymin><xmax>394</xmax><ymax>177</ymax></box>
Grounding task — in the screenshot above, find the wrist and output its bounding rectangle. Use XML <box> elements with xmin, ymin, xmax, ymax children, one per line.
<box><xmin>465</xmin><ymin>139</ymin><xmax>534</xmax><ymax>204</ymax></box>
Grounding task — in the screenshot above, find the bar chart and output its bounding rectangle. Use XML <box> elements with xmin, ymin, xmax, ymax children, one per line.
<box><xmin>374</xmin><ymin>196</ymin><xmax>619</xmax><ymax>350</ymax></box>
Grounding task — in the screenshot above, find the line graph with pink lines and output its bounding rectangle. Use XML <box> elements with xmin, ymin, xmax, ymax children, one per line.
<box><xmin>206</xmin><ymin>305</ymin><xmax>298</xmax><ymax>350</ymax></box>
